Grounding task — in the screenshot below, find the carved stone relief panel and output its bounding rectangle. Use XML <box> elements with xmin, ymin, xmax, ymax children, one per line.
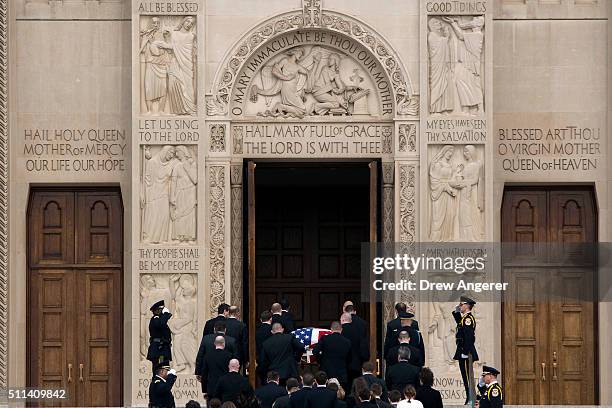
<box><xmin>208</xmin><ymin>165</ymin><xmax>227</xmax><ymax>316</ymax></box>
<box><xmin>246</xmin><ymin>45</ymin><xmax>377</xmax><ymax>118</ymax></box>
<box><xmin>398</xmin><ymin>123</ymin><xmax>417</xmax><ymax>153</ymax></box>
<box><xmin>427</xmin><ymin>144</ymin><xmax>484</xmax><ymax>242</ymax></box>
<box><xmin>139</xmin><ymin>273</ymin><xmax>198</xmax><ymax>374</ymax></box>
<box><xmin>230</xmin><ymin>165</ymin><xmax>243</xmax><ymax>310</ymax></box>
<box><xmin>140</xmin><ymin>145</ymin><xmax>198</xmax><ymax>244</ymax></box>
<box><xmin>139</xmin><ymin>15</ymin><xmax>197</xmax><ymax>116</ymax></box>
<box><xmin>398</xmin><ymin>163</ymin><xmax>417</xmax><ymax>311</ymax></box>
<box><xmin>427</xmin><ymin>16</ymin><xmax>484</xmax><ymax>116</ymax></box>
<box><xmin>209</xmin><ymin>124</ymin><xmax>226</xmax><ymax>153</ymax></box>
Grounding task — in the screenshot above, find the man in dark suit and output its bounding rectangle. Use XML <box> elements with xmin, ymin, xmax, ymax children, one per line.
<box><xmin>226</xmin><ymin>305</ymin><xmax>248</xmax><ymax>363</ymax></box>
<box><xmin>385</xmin><ymin>331</ymin><xmax>423</xmax><ymax>368</ymax></box>
<box><xmin>415</xmin><ymin>367</ymin><xmax>443</xmax><ymax>408</ymax></box>
<box><xmin>199</xmin><ymin>336</ymin><xmax>232</xmax><ymax>397</ymax></box>
<box><xmin>384</xmin><ymin>307</ymin><xmax>423</xmax><ymax>361</ymax></box>
<box><xmin>312</xmin><ymin>321</ymin><xmax>351</xmax><ymax>386</ymax></box>
<box><xmin>343</xmin><ymin>302</ymin><xmax>367</xmax><ymax>338</ymax></box>
<box><xmin>289</xmin><ymin>373</ymin><xmax>314</xmax><ymax>408</ymax></box>
<box><xmin>273</xmin><ymin>377</ymin><xmax>300</xmax><ymax>408</ymax></box>
<box><xmin>212</xmin><ymin>359</ymin><xmax>254</xmax><ymax>404</ymax></box>
<box><xmin>149</xmin><ymin>359</ymin><xmax>177</xmax><ymax>408</ymax></box>
<box><xmin>384</xmin><ymin>303</ymin><xmax>406</xmax><ymax>357</ymax></box>
<box><xmin>271</xmin><ymin>302</ymin><xmax>294</xmax><ymax>334</ymax></box>
<box><xmin>260</xmin><ymin>323</ymin><xmax>304</xmax><ymax>384</ymax></box>
<box><xmin>357</xmin><ymin>361</ymin><xmax>388</xmax><ymax>402</ymax></box>
<box><xmin>305</xmin><ymin>371</ymin><xmax>338</xmax><ymax>408</ymax></box>
<box><xmin>256</xmin><ymin>371</ymin><xmax>288</xmax><ymax>408</ymax></box>
<box><xmin>280</xmin><ymin>299</ymin><xmax>295</xmax><ymax>329</ymax></box>
<box><xmin>147</xmin><ymin>300</ymin><xmax>173</xmax><ymax>375</ymax></box>
<box><xmin>340</xmin><ymin>312</ymin><xmax>369</xmax><ymax>386</ymax></box>
<box><xmin>195</xmin><ymin>321</ymin><xmax>238</xmax><ymax>376</ymax></box>
<box><xmin>453</xmin><ymin>296</ymin><xmax>478</xmax><ymax>405</ymax></box>
<box><xmin>204</xmin><ymin>303</ymin><xmax>230</xmax><ymax>336</ymax></box>
<box><xmin>385</xmin><ymin>347</ymin><xmax>420</xmax><ymax>393</ymax></box>
<box><xmin>256</xmin><ymin>310</ymin><xmax>274</xmax><ymax>384</ymax></box>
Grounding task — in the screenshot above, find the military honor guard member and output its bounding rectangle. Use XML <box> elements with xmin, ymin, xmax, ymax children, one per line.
<box><xmin>149</xmin><ymin>359</ymin><xmax>177</xmax><ymax>408</ymax></box>
<box><xmin>453</xmin><ymin>295</ymin><xmax>478</xmax><ymax>405</ymax></box>
<box><xmin>477</xmin><ymin>366</ymin><xmax>503</xmax><ymax>408</ymax></box>
<box><xmin>147</xmin><ymin>300</ymin><xmax>173</xmax><ymax>374</ymax></box>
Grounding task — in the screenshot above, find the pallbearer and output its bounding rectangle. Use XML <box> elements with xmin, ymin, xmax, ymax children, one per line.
<box><xmin>453</xmin><ymin>295</ymin><xmax>478</xmax><ymax>405</ymax></box>
<box><xmin>147</xmin><ymin>300</ymin><xmax>173</xmax><ymax>374</ymax></box>
<box><xmin>149</xmin><ymin>359</ymin><xmax>177</xmax><ymax>408</ymax></box>
<box><xmin>477</xmin><ymin>366</ymin><xmax>503</xmax><ymax>408</ymax></box>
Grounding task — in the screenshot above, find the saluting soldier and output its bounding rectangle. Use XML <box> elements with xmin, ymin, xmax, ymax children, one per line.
<box><xmin>147</xmin><ymin>300</ymin><xmax>173</xmax><ymax>374</ymax></box>
<box><xmin>149</xmin><ymin>359</ymin><xmax>177</xmax><ymax>408</ymax></box>
<box><xmin>453</xmin><ymin>295</ymin><xmax>478</xmax><ymax>405</ymax></box>
<box><xmin>477</xmin><ymin>366</ymin><xmax>503</xmax><ymax>408</ymax></box>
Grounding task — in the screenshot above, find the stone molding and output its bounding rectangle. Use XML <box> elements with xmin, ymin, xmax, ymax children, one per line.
<box><xmin>0</xmin><ymin>0</ymin><xmax>8</xmax><ymax>389</ymax></box>
<box><xmin>208</xmin><ymin>165</ymin><xmax>227</xmax><ymax>316</ymax></box>
<box><xmin>206</xmin><ymin>9</ymin><xmax>418</xmax><ymax>117</ymax></box>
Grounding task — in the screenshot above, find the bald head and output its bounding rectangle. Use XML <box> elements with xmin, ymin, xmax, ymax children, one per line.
<box><xmin>340</xmin><ymin>312</ymin><xmax>352</xmax><ymax>324</ymax></box>
<box><xmin>229</xmin><ymin>359</ymin><xmax>240</xmax><ymax>372</ymax></box>
<box><xmin>214</xmin><ymin>335</ymin><xmax>226</xmax><ymax>348</ymax></box>
<box><xmin>271</xmin><ymin>303</ymin><xmax>282</xmax><ymax>314</ymax></box>
<box><xmin>271</xmin><ymin>322</ymin><xmax>284</xmax><ymax>333</ymax></box>
<box><xmin>331</xmin><ymin>321</ymin><xmax>342</xmax><ymax>332</ymax></box>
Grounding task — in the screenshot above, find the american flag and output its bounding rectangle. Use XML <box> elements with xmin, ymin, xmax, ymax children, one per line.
<box><xmin>292</xmin><ymin>327</ymin><xmax>332</xmax><ymax>362</ymax></box>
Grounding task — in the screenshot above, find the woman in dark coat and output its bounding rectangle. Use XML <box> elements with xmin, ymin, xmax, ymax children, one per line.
<box><xmin>414</xmin><ymin>368</ymin><xmax>443</xmax><ymax>408</ymax></box>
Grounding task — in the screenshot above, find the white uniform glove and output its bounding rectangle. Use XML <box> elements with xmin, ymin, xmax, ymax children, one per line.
<box><xmin>461</xmin><ymin>354</ymin><xmax>469</xmax><ymax>358</ymax></box>
<box><xmin>168</xmin><ymin>369</ymin><xmax>176</xmax><ymax>376</ymax></box>
<box><xmin>162</xmin><ymin>307</ymin><xmax>170</xmax><ymax>314</ymax></box>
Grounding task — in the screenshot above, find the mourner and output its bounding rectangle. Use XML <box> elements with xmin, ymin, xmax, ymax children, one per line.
<box><xmin>256</xmin><ymin>310</ymin><xmax>274</xmax><ymax>384</ymax></box>
<box><xmin>225</xmin><ymin>306</ymin><xmax>248</xmax><ymax>363</ymax></box>
<box><xmin>212</xmin><ymin>359</ymin><xmax>255</xmax><ymax>404</ymax></box>
<box><xmin>453</xmin><ymin>295</ymin><xmax>479</xmax><ymax>405</ymax></box>
<box><xmin>260</xmin><ymin>322</ymin><xmax>304</xmax><ymax>384</ymax></box>
<box><xmin>273</xmin><ymin>378</ymin><xmax>301</xmax><ymax>408</ymax></box>
<box><xmin>289</xmin><ymin>373</ymin><xmax>315</xmax><ymax>408</ymax></box>
<box><xmin>149</xmin><ymin>359</ymin><xmax>177</xmax><ymax>408</ymax></box>
<box><xmin>195</xmin><ymin>321</ymin><xmax>239</xmax><ymax>377</ymax></box>
<box><xmin>147</xmin><ymin>300</ymin><xmax>173</xmax><ymax>374</ymax></box>
<box><xmin>341</xmin><ymin>312</ymin><xmax>370</xmax><ymax>386</ymax></box>
<box><xmin>383</xmin><ymin>303</ymin><xmax>407</xmax><ymax>355</ymax></box>
<box><xmin>280</xmin><ymin>299</ymin><xmax>295</xmax><ymax>331</ymax></box>
<box><xmin>343</xmin><ymin>301</ymin><xmax>367</xmax><ymax>337</ymax></box>
<box><xmin>198</xmin><ymin>336</ymin><xmax>232</xmax><ymax>399</ymax></box>
<box><xmin>255</xmin><ymin>371</ymin><xmax>288</xmax><ymax>408</ymax></box>
<box><xmin>415</xmin><ymin>367</ymin><xmax>443</xmax><ymax>408</ymax></box>
<box><xmin>477</xmin><ymin>366</ymin><xmax>503</xmax><ymax>408</ymax></box>
<box><xmin>312</xmin><ymin>321</ymin><xmax>352</xmax><ymax>387</ymax></box>
<box><xmin>204</xmin><ymin>303</ymin><xmax>230</xmax><ymax>336</ymax></box>
<box><xmin>385</xmin><ymin>330</ymin><xmax>424</xmax><ymax>368</ymax></box>
<box><xmin>385</xmin><ymin>347</ymin><xmax>420</xmax><ymax>393</ymax></box>
<box><xmin>358</xmin><ymin>361</ymin><xmax>389</xmax><ymax>402</ymax></box>
<box><xmin>271</xmin><ymin>302</ymin><xmax>294</xmax><ymax>334</ymax></box>
<box><xmin>305</xmin><ymin>371</ymin><xmax>338</xmax><ymax>408</ymax></box>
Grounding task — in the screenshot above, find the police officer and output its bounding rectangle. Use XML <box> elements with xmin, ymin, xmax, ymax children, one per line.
<box><xmin>477</xmin><ymin>366</ymin><xmax>503</xmax><ymax>408</ymax></box>
<box><xmin>147</xmin><ymin>300</ymin><xmax>173</xmax><ymax>374</ymax></box>
<box><xmin>149</xmin><ymin>359</ymin><xmax>177</xmax><ymax>408</ymax></box>
<box><xmin>453</xmin><ymin>295</ymin><xmax>478</xmax><ymax>405</ymax></box>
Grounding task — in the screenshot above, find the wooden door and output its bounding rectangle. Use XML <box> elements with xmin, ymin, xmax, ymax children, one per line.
<box><xmin>502</xmin><ymin>188</ymin><xmax>596</xmax><ymax>405</ymax></box>
<box><xmin>28</xmin><ymin>189</ymin><xmax>123</xmax><ymax>407</ymax></box>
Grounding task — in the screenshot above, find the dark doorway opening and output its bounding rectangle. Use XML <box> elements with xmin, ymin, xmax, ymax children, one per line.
<box><xmin>245</xmin><ymin>162</ymin><xmax>374</xmax><ymax>329</ymax></box>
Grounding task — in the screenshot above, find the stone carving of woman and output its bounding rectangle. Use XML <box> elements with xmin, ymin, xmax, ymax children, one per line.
<box><xmin>139</xmin><ymin>274</ymin><xmax>156</xmax><ymax>359</ymax></box>
<box><xmin>168</xmin><ymin>274</ymin><xmax>198</xmax><ymax>373</ymax></box>
<box><xmin>142</xmin><ymin>145</ymin><xmax>177</xmax><ymax>243</ymax></box>
<box><xmin>428</xmin><ymin>18</ymin><xmax>454</xmax><ymax>114</ymax></box>
<box><xmin>428</xmin><ymin>298</ymin><xmax>457</xmax><ymax>364</ymax></box>
<box><xmin>429</xmin><ymin>145</ymin><xmax>460</xmax><ymax>241</ymax></box>
<box><xmin>455</xmin><ymin>145</ymin><xmax>484</xmax><ymax>241</ymax></box>
<box><xmin>249</xmin><ymin>48</ymin><xmax>309</xmax><ymax>118</ymax></box>
<box><xmin>444</xmin><ymin>16</ymin><xmax>484</xmax><ymax>115</ymax></box>
<box><xmin>162</xmin><ymin>16</ymin><xmax>197</xmax><ymax>116</ymax></box>
<box><xmin>170</xmin><ymin>146</ymin><xmax>197</xmax><ymax>242</ymax></box>
<box><xmin>140</xmin><ymin>17</ymin><xmax>170</xmax><ymax>115</ymax></box>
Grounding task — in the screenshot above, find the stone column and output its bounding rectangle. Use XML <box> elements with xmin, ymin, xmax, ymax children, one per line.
<box><xmin>131</xmin><ymin>1</ymin><xmax>204</xmax><ymax>405</ymax></box>
<box><xmin>420</xmin><ymin>0</ymin><xmax>492</xmax><ymax>403</ymax></box>
<box><xmin>230</xmin><ymin>162</ymin><xmax>244</xmax><ymax>311</ymax></box>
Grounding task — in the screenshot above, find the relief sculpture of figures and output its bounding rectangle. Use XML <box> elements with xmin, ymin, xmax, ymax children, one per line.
<box><xmin>444</xmin><ymin>16</ymin><xmax>484</xmax><ymax>115</ymax></box>
<box><xmin>139</xmin><ymin>16</ymin><xmax>197</xmax><ymax>116</ymax></box>
<box><xmin>428</xmin><ymin>16</ymin><xmax>485</xmax><ymax>115</ymax></box>
<box><xmin>428</xmin><ymin>145</ymin><xmax>484</xmax><ymax>241</ymax></box>
<box><xmin>170</xmin><ymin>146</ymin><xmax>197</xmax><ymax>242</ymax></box>
<box><xmin>167</xmin><ymin>274</ymin><xmax>198</xmax><ymax>373</ymax></box>
<box><xmin>248</xmin><ymin>45</ymin><xmax>370</xmax><ymax>118</ymax></box>
<box><xmin>141</xmin><ymin>145</ymin><xmax>197</xmax><ymax>244</ymax></box>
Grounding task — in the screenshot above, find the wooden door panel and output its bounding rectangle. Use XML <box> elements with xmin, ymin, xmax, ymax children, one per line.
<box><xmin>29</xmin><ymin>192</ymin><xmax>75</xmax><ymax>266</ymax></box>
<box><xmin>502</xmin><ymin>188</ymin><xmax>596</xmax><ymax>405</ymax></box>
<box><xmin>29</xmin><ymin>269</ymin><xmax>77</xmax><ymax>407</ymax></box>
<box><xmin>78</xmin><ymin>270</ymin><xmax>122</xmax><ymax>407</ymax></box>
<box><xmin>76</xmin><ymin>192</ymin><xmax>122</xmax><ymax>265</ymax></box>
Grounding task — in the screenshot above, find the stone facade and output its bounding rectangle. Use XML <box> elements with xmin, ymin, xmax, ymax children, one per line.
<box><xmin>4</xmin><ymin>0</ymin><xmax>612</xmax><ymax>406</ymax></box>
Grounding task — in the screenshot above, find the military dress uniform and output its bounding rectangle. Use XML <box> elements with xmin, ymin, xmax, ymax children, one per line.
<box><xmin>453</xmin><ymin>296</ymin><xmax>479</xmax><ymax>404</ymax></box>
<box><xmin>149</xmin><ymin>360</ymin><xmax>177</xmax><ymax>408</ymax></box>
<box><xmin>147</xmin><ymin>300</ymin><xmax>173</xmax><ymax>374</ymax></box>
<box><xmin>478</xmin><ymin>366</ymin><xmax>503</xmax><ymax>408</ymax></box>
